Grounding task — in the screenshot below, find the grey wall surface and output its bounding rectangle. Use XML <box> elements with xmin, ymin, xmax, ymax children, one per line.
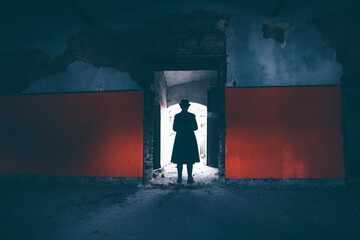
<box><xmin>104</xmin><ymin>1</ymin><xmax>344</xmax><ymax>87</ymax></box>
<box><xmin>227</xmin><ymin>20</ymin><xmax>342</xmax><ymax>87</ymax></box>
<box><xmin>1</xmin><ymin>0</ymin><xmax>355</xmax><ymax>94</ymax></box>
<box><xmin>22</xmin><ymin>61</ymin><xmax>140</xmax><ymax>94</ymax></box>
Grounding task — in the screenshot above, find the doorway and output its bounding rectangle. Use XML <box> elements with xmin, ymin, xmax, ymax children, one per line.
<box><xmin>151</xmin><ymin>70</ymin><xmax>220</xmax><ymax>184</ymax></box>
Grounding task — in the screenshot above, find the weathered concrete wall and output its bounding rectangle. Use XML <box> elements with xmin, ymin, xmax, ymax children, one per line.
<box><xmin>0</xmin><ymin>0</ymin><xmax>359</xmax><ymax>181</ymax></box>
<box><xmin>0</xmin><ymin>1</ymin><xmax>348</xmax><ymax>95</ymax></box>
<box><xmin>0</xmin><ymin>91</ymin><xmax>144</xmax><ymax>178</ymax></box>
<box><xmin>22</xmin><ymin>61</ymin><xmax>140</xmax><ymax>94</ymax></box>
<box><xmin>153</xmin><ymin>72</ymin><xmax>167</xmax><ymax>107</ymax></box>
<box><xmin>308</xmin><ymin>6</ymin><xmax>360</xmax><ymax>182</ymax></box>
<box><xmin>227</xmin><ymin>21</ymin><xmax>341</xmax><ymax>86</ymax></box>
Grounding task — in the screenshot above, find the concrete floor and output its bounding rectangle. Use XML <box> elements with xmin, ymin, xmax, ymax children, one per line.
<box><xmin>1</xmin><ymin>180</ymin><xmax>360</xmax><ymax>240</ymax></box>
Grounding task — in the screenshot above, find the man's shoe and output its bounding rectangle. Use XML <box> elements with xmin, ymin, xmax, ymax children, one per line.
<box><xmin>187</xmin><ymin>177</ymin><xmax>194</xmax><ymax>184</ymax></box>
<box><xmin>177</xmin><ymin>178</ymin><xmax>182</xmax><ymax>184</ymax></box>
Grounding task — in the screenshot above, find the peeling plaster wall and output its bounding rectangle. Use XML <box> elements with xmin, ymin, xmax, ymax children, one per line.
<box><xmin>308</xmin><ymin>6</ymin><xmax>360</xmax><ymax>181</ymax></box>
<box><xmin>0</xmin><ymin>0</ymin><xmax>358</xmax><ymax>180</ymax></box>
<box><xmin>104</xmin><ymin>1</ymin><xmax>344</xmax><ymax>87</ymax></box>
<box><xmin>228</xmin><ymin>22</ymin><xmax>341</xmax><ymax>86</ymax></box>
<box><xmin>153</xmin><ymin>72</ymin><xmax>167</xmax><ymax>107</ymax></box>
<box><xmin>226</xmin><ymin>11</ymin><xmax>342</xmax><ymax>87</ymax></box>
<box><xmin>0</xmin><ymin>1</ymin><xmax>350</xmax><ymax>94</ymax></box>
<box><xmin>22</xmin><ymin>61</ymin><xmax>140</xmax><ymax>94</ymax></box>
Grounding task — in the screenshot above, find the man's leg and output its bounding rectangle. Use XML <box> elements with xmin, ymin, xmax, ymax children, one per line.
<box><xmin>177</xmin><ymin>164</ymin><xmax>183</xmax><ymax>183</ymax></box>
<box><xmin>187</xmin><ymin>164</ymin><xmax>194</xmax><ymax>183</ymax></box>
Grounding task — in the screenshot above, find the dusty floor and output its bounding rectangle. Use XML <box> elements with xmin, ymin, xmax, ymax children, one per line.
<box><xmin>151</xmin><ymin>161</ymin><xmax>218</xmax><ymax>185</ymax></box>
<box><xmin>1</xmin><ymin>180</ymin><xmax>360</xmax><ymax>240</ymax></box>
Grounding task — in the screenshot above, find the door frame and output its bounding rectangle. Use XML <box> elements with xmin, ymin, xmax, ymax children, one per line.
<box><xmin>142</xmin><ymin>55</ymin><xmax>227</xmax><ymax>182</ymax></box>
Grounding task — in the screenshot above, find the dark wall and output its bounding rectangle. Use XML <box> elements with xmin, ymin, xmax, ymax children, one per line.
<box><xmin>0</xmin><ymin>91</ymin><xmax>143</xmax><ymax>177</ymax></box>
<box><xmin>309</xmin><ymin>5</ymin><xmax>360</xmax><ymax>181</ymax></box>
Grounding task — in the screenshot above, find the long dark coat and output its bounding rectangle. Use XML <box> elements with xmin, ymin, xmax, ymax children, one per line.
<box><xmin>171</xmin><ymin>110</ymin><xmax>200</xmax><ymax>164</ymax></box>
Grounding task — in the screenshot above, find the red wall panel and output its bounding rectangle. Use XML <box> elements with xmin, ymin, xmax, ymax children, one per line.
<box><xmin>225</xmin><ymin>87</ymin><xmax>344</xmax><ymax>179</ymax></box>
<box><xmin>0</xmin><ymin>91</ymin><xmax>143</xmax><ymax>177</ymax></box>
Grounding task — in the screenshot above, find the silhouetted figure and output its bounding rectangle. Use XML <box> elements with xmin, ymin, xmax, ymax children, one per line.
<box><xmin>171</xmin><ymin>99</ymin><xmax>200</xmax><ymax>184</ymax></box>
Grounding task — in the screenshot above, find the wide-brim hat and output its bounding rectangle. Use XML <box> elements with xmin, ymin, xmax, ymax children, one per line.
<box><xmin>179</xmin><ymin>99</ymin><xmax>190</xmax><ymax>108</ymax></box>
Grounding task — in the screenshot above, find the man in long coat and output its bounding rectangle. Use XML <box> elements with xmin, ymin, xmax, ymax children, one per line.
<box><xmin>171</xmin><ymin>99</ymin><xmax>200</xmax><ymax>184</ymax></box>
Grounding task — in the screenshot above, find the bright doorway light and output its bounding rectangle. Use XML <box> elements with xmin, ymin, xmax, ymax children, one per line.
<box><xmin>161</xmin><ymin>103</ymin><xmax>207</xmax><ymax>167</ymax></box>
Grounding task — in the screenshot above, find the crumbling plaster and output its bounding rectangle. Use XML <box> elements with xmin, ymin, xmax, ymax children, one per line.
<box><xmin>0</xmin><ymin>1</ymin><xmax>351</xmax><ymax>95</ymax></box>
<box><xmin>0</xmin><ymin>1</ymin><xmax>359</xmax><ymax>182</ymax></box>
<box><xmin>307</xmin><ymin>5</ymin><xmax>360</xmax><ymax>181</ymax></box>
<box><xmin>22</xmin><ymin>61</ymin><xmax>140</xmax><ymax>94</ymax></box>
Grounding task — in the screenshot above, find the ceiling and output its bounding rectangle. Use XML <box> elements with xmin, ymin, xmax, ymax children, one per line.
<box><xmin>0</xmin><ymin>0</ymin><xmax>350</xmax><ymax>25</ymax></box>
<box><xmin>164</xmin><ymin>70</ymin><xmax>218</xmax><ymax>87</ymax></box>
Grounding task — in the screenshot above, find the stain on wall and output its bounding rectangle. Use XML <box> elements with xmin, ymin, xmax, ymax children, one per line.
<box><xmin>0</xmin><ymin>91</ymin><xmax>143</xmax><ymax>177</ymax></box>
<box><xmin>225</xmin><ymin>87</ymin><xmax>344</xmax><ymax>179</ymax></box>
